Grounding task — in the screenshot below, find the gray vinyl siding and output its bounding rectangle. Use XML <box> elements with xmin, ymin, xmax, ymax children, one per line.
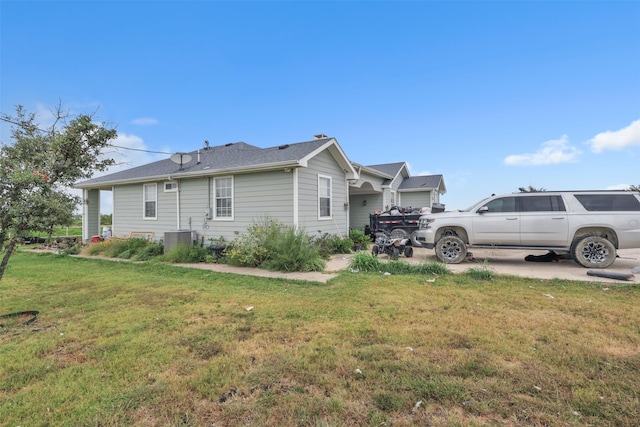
<box><xmin>349</xmin><ymin>194</ymin><xmax>383</xmax><ymax>232</ymax></box>
<box><xmin>109</xmin><ymin>153</ymin><xmax>348</xmax><ymax>241</ymax></box>
<box><xmin>175</xmin><ymin>177</ymin><xmax>210</xmax><ymax>236</ymax></box>
<box><xmin>181</xmin><ymin>171</ymin><xmax>294</xmax><ymax>242</ymax></box>
<box><xmin>234</xmin><ymin>170</ymin><xmax>293</xmax><ymax>227</ymax></box>
<box><xmin>398</xmin><ymin>191</ymin><xmax>432</xmax><ymax>209</ymax></box>
<box><xmin>112</xmin><ymin>182</ymin><xmax>177</xmax><ymax>240</ymax></box>
<box><xmin>298</xmin><ymin>150</ymin><xmax>349</xmax><ymax>237</ymax></box>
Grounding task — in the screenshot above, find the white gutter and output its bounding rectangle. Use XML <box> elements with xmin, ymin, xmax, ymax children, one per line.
<box><xmin>74</xmin><ymin>160</ymin><xmax>302</xmax><ymax>189</ymax></box>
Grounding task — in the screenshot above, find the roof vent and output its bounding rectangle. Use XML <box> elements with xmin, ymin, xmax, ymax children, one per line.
<box><xmin>225</xmin><ymin>143</ymin><xmax>234</xmax><ymax>147</ymax></box>
<box><xmin>278</xmin><ymin>144</ymin><xmax>290</xmax><ymax>150</ymax></box>
<box><xmin>204</xmin><ymin>140</ymin><xmax>210</xmax><ymax>149</ymax></box>
<box><xmin>314</xmin><ymin>134</ymin><xmax>328</xmax><ymax>140</ymax></box>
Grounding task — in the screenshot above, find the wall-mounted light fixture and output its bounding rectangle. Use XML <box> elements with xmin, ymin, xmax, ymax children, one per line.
<box><xmin>362</xmin><ymin>200</ymin><xmax>367</xmax><ymax>206</ymax></box>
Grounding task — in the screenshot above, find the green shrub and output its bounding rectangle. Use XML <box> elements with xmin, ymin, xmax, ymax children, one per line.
<box><xmin>164</xmin><ymin>244</ymin><xmax>208</xmax><ymax>263</ymax></box>
<box><xmin>260</xmin><ymin>226</ymin><xmax>325</xmax><ymax>272</ymax></box>
<box><xmin>117</xmin><ymin>249</ymin><xmax>133</xmax><ymax>259</ymax></box>
<box><xmin>225</xmin><ymin>217</ymin><xmax>325</xmax><ymax>272</ymax></box>
<box><xmin>332</xmin><ymin>236</ymin><xmax>354</xmax><ymax>254</ymax></box>
<box><xmin>349</xmin><ymin>229</ymin><xmax>369</xmax><ymax>250</ymax></box>
<box><xmin>132</xmin><ymin>242</ymin><xmax>164</xmax><ymax>261</ymax></box>
<box><xmin>312</xmin><ymin>233</ymin><xmax>352</xmax><ymax>257</ymax></box>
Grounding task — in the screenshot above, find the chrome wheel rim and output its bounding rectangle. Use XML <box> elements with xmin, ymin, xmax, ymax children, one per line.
<box><xmin>441</xmin><ymin>240</ymin><xmax>462</xmax><ymax>261</ymax></box>
<box><xmin>581</xmin><ymin>241</ymin><xmax>609</xmax><ymax>264</ymax></box>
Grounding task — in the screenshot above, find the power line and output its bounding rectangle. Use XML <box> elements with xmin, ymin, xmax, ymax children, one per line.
<box><xmin>108</xmin><ymin>144</ymin><xmax>173</xmax><ymax>155</ymax></box>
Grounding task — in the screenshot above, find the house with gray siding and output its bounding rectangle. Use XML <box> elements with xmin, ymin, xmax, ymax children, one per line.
<box><xmin>75</xmin><ymin>135</ymin><xmax>445</xmax><ymax>243</ymax></box>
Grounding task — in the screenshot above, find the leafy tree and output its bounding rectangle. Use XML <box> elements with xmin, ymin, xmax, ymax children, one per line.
<box><xmin>0</xmin><ymin>105</ymin><xmax>116</xmax><ymax>280</ymax></box>
<box><xmin>100</xmin><ymin>213</ymin><xmax>113</xmax><ymax>225</ymax></box>
<box><xmin>628</xmin><ymin>184</ymin><xmax>640</xmax><ymax>192</ymax></box>
<box><xmin>518</xmin><ymin>185</ymin><xmax>546</xmax><ymax>193</ymax></box>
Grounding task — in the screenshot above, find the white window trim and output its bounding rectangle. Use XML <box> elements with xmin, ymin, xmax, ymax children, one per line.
<box><xmin>214</xmin><ymin>176</ymin><xmax>234</xmax><ymax>221</ymax></box>
<box><xmin>390</xmin><ymin>190</ymin><xmax>396</xmax><ymax>206</ymax></box>
<box><xmin>318</xmin><ymin>174</ymin><xmax>332</xmax><ymax>220</ymax></box>
<box><xmin>143</xmin><ymin>183</ymin><xmax>157</xmax><ymax>220</ymax></box>
<box><xmin>164</xmin><ymin>181</ymin><xmax>178</xmax><ymax>192</ymax></box>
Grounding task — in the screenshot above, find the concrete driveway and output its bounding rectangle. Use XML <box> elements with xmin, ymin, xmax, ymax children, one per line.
<box><xmin>363</xmin><ymin>246</ymin><xmax>640</xmax><ymax>284</ymax></box>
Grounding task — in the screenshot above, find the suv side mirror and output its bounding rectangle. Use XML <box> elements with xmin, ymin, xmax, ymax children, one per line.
<box><xmin>478</xmin><ymin>206</ymin><xmax>489</xmax><ymax>214</ymax></box>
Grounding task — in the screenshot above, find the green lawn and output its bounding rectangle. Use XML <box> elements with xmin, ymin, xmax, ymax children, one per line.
<box><xmin>1</xmin><ymin>251</ymin><xmax>638</xmax><ymax>426</ymax></box>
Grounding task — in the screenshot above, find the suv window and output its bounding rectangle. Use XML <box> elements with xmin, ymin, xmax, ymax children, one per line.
<box><xmin>574</xmin><ymin>194</ymin><xmax>640</xmax><ymax>212</ymax></box>
<box><xmin>520</xmin><ymin>195</ymin><xmax>566</xmax><ymax>212</ymax></box>
<box><xmin>483</xmin><ymin>197</ymin><xmax>517</xmax><ymax>212</ymax></box>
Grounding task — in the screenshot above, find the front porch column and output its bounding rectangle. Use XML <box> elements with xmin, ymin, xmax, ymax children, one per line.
<box><xmin>82</xmin><ymin>189</ymin><xmax>101</xmax><ymax>243</ymax></box>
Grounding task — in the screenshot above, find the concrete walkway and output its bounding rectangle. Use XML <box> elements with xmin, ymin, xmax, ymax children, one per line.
<box><xmin>174</xmin><ymin>254</ymin><xmax>353</xmax><ymax>283</ymax></box>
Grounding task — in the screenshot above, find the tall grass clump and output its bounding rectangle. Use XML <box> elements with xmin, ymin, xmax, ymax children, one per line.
<box><xmin>350</xmin><ymin>252</ymin><xmax>450</xmax><ymax>276</ymax></box>
<box><xmin>225</xmin><ymin>217</ymin><xmax>325</xmax><ymax>272</ymax></box>
<box><xmin>82</xmin><ymin>237</ymin><xmax>164</xmax><ymax>260</ymax></box>
<box><xmin>131</xmin><ymin>241</ymin><xmax>164</xmax><ymax>261</ymax></box>
<box><xmin>465</xmin><ymin>262</ymin><xmax>495</xmax><ymax>281</ymax></box>
<box><xmin>163</xmin><ymin>244</ymin><xmax>208</xmax><ymax>263</ymax></box>
<box><xmin>349</xmin><ymin>251</ymin><xmax>383</xmax><ymax>271</ymax></box>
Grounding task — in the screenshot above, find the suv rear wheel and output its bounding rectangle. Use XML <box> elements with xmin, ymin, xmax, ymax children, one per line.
<box><xmin>571</xmin><ymin>234</ymin><xmax>616</xmax><ymax>268</ymax></box>
<box><xmin>435</xmin><ymin>235</ymin><xmax>467</xmax><ymax>264</ymax></box>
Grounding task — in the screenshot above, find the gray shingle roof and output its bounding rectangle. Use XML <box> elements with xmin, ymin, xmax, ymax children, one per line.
<box><xmin>366</xmin><ymin>162</ymin><xmax>405</xmax><ymax>177</ymax></box>
<box><xmin>398</xmin><ymin>175</ymin><xmax>443</xmax><ymax>191</ymax></box>
<box><xmin>76</xmin><ymin>138</ymin><xmax>333</xmax><ymax>188</ymax></box>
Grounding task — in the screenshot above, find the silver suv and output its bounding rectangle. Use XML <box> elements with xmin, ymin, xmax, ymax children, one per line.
<box><xmin>415</xmin><ymin>191</ymin><xmax>640</xmax><ymax>268</ymax></box>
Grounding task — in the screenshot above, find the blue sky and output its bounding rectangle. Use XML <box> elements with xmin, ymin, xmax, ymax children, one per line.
<box><xmin>1</xmin><ymin>0</ymin><xmax>639</xmax><ymax>213</ymax></box>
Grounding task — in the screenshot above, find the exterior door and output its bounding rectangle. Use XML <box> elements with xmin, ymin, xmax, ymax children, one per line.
<box><xmin>472</xmin><ymin>196</ymin><xmax>520</xmax><ymax>245</ymax></box>
<box><xmin>519</xmin><ymin>195</ymin><xmax>568</xmax><ymax>247</ymax></box>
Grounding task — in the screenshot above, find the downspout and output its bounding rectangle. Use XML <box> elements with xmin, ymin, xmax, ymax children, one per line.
<box><xmin>176</xmin><ymin>180</ymin><xmax>181</xmax><ymax>230</ymax></box>
<box><xmin>345</xmin><ymin>178</ymin><xmax>350</xmax><ymax>232</ymax></box>
<box><xmin>293</xmin><ymin>168</ymin><xmax>299</xmax><ymax>230</ymax></box>
<box><xmin>82</xmin><ymin>189</ymin><xmax>89</xmax><ymax>242</ymax></box>
<box><xmin>111</xmin><ymin>186</ymin><xmax>115</xmax><ymax>237</ymax></box>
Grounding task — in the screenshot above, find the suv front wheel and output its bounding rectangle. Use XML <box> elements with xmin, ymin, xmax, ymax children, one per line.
<box><xmin>571</xmin><ymin>234</ymin><xmax>616</xmax><ymax>268</ymax></box>
<box><xmin>435</xmin><ymin>235</ymin><xmax>467</xmax><ymax>264</ymax></box>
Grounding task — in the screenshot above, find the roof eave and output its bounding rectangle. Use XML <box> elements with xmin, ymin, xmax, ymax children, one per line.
<box><xmin>74</xmin><ymin>160</ymin><xmax>302</xmax><ymax>189</ymax></box>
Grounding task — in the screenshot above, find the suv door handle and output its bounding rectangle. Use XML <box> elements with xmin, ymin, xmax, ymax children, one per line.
<box><xmin>506</xmin><ymin>217</ymin><xmax>518</xmax><ymax>220</ymax></box>
<box><xmin>551</xmin><ymin>217</ymin><xmax>565</xmax><ymax>220</ymax></box>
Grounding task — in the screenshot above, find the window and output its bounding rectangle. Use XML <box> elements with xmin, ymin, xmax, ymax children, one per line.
<box><xmin>520</xmin><ymin>195</ymin><xmax>566</xmax><ymax>212</ymax></box>
<box><xmin>390</xmin><ymin>191</ymin><xmax>396</xmax><ymax>206</ymax></box>
<box><xmin>143</xmin><ymin>183</ymin><xmax>157</xmax><ymax>219</ymax></box>
<box><xmin>482</xmin><ymin>197</ymin><xmax>517</xmax><ymax>213</ymax></box>
<box><xmin>318</xmin><ymin>175</ymin><xmax>332</xmax><ymax>219</ymax></box>
<box><xmin>164</xmin><ymin>181</ymin><xmax>177</xmax><ymax>192</ymax></box>
<box><xmin>214</xmin><ymin>177</ymin><xmax>233</xmax><ymax>219</ymax></box>
<box><xmin>575</xmin><ymin>194</ymin><xmax>640</xmax><ymax>211</ymax></box>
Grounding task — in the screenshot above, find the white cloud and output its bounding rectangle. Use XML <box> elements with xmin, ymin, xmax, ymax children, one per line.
<box><xmin>504</xmin><ymin>135</ymin><xmax>581</xmax><ymax>166</ymax></box>
<box><xmin>588</xmin><ymin>119</ymin><xmax>640</xmax><ymax>153</ymax></box>
<box><xmin>131</xmin><ymin>117</ymin><xmax>159</xmax><ymax>126</ymax></box>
